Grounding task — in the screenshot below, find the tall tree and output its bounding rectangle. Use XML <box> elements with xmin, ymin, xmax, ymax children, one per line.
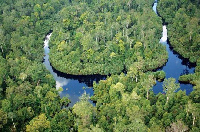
<box><xmin>26</xmin><ymin>114</ymin><xmax>50</xmax><ymax>132</ymax></box>
<box><xmin>163</xmin><ymin>78</ymin><xmax>180</xmax><ymax>104</ymax></box>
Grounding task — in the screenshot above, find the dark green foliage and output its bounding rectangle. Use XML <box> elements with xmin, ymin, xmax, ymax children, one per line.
<box><xmin>0</xmin><ymin>0</ymin><xmax>72</xmax><ymax>131</ymax></box>
<box><xmin>91</xmin><ymin>72</ymin><xmax>200</xmax><ymax>131</ymax></box>
<box><xmin>157</xmin><ymin>0</ymin><xmax>200</xmax><ymax>63</ymax></box>
<box><xmin>49</xmin><ymin>0</ymin><xmax>167</xmax><ymax>75</ymax></box>
<box><xmin>153</xmin><ymin>70</ymin><xmax>166</xmax><ymax>81</ymax></box>
<box><xmin>50</xmin><ymin>109</ymin><xmax>74</xmax><ymax>131</ymax></box>
<box><xmin>0</xmin><ymin>0</ymin><xmax>199</xmax><ymax>131</ymax></box>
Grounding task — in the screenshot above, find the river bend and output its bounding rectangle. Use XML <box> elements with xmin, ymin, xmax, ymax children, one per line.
<box><xmin>43</xmin><ymin>1</ymin><xmax>195</xmax><ymax>107</ymax></box>
<box><xmin>152</xmin><ymin>0</ymin><xmax>195</xmax><ymax>94</ymax></box>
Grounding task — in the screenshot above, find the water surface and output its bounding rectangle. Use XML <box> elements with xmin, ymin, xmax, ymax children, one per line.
<box><xmin>43</xmin><ymin>33</ymin><xmax>106</xmax><ymax>106</ymax></box>
<box><xmin>152</xmin><ymin>1</ymin><xmax>195</xmax><ymax>94</ymax></box>
<box><xmin>43</xmin><ymin>1</ymin><xmax>195</xmax><ymax>107</ymax></box>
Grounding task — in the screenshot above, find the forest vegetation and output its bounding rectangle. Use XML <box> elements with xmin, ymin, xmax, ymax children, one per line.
<box><xmin>0</xmin><ymin>0</ymin><xmax>199</xmax><ymax>131</ymax></box>
<box><xmin>49</xmin><ymin>0</ymin><xmax>167</xmax><ymax>75</ymax></box>
<box><xmin>158</xmin><ymin>0</ymin><xmax>200</xmax><ymax>103</ymax></box>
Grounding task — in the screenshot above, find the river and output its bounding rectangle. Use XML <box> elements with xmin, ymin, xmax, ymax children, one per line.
<box><xmin>152</xmin><ymin>0</ymin><xmax>195</xmax><ymax>94</ymax></box>
<box><xmin>43</xmin><ymin>33</ymin><xmax>105</xmax><ymax>106</ymax></box>
<box><xmin>43</xmin><ymin>1</ymin><xmax>195</xmax><ymax>106</ymax></box>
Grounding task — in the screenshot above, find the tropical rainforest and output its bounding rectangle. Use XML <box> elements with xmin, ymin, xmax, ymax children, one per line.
<box><xmin>49</xmin><ymin>0</ymin><xmax>167</xmax><ymax>75</ymax></box>
<box><xmin>0</xmin><ymin>0</ymin><xmax>199</xmax><ymax>132</ymax></box>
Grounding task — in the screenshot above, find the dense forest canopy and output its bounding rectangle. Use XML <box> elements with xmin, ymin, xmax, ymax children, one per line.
<box><xmin>157</xmin><ymin>0</ymin><xmax>200</xmax><ymax>63</ymax></box>
<box><xmin>0</xmin><ymin>0</ymin><xmax>199</xmax><ymax>131</ymax></box>
<box><xmin>49</xmin><ymin>0</ymin><xmax>168</xmax><ymax>75</ymax></box>
<box><xmin>157</xmin><ymin>0</ymin><xmax>200</xmax><ymax>104</ymax></box>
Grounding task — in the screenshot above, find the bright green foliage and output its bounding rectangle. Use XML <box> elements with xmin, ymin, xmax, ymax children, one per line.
<box><xmin>0</xmin><ymin>0</ymin><xmax>199</xmax><ymax>131</ymax></box>
<box><xmin>157</xmin><ymin>1</ymin><xmax>200</xmax><ymax>130</ymax></box>
<box><xmin>163</xmin><ymin>78</ymin><xmax>180</xmax><ymax>104</ymax></box>
<box><xmin>154</xmin><ymin>70</ymin><xmax>166</xmax><ymax>81</ymax></box>
<box><xmin>186</xmin><ymin>101</ymin><xmax>199</xmax><ymax>127</ymax></box>
<box><xmin>26</xmin><ymin>114</ymin><xmax>50</xmax><ymax>132</ymax></box>
<box><xmin>49</xmin><ymin>0</ymin><xmax>167</xmax><ymax>75</ymax></box>
<box><xmin>91</xmin><ymin>72</ymin><xmax>199</xmax><ymax>131</ymax></box>
<box><xmin>92</xmin><ymin>73</ymin><xmax>152</xmax><ymax>131</ymax></box>
<box><xmin>50</xmin><ymin>109</ymin><xmax>74</xmax><ymax>131</ymax></box>
<box><xmin>0</xmin><ymin>0</ymin><xmax>70</xmax><ymax>131</ymax></box>
<box><xmin>179</xmin><ymin>61</ymin><xmax>200</xmax><ymax>101</ymax></box>
<box><xmin>73</xmin><ymin>92</ymin><xmax>98</xmax><ymax>131</ymax></box>
<box><xmin>158</xmin><ymin>0</ymin><xmax>200</xmax><ymax>63</ymax></box>
<box><xmin>141</xmin><ymin>74</ymin><xmax>156</xmax><ymax>100</ymax></box>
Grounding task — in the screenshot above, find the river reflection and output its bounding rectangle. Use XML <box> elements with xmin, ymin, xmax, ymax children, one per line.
<box><xmin>43</xmin><ymin>1</ymin><xmax>195</xmax><ymax>107</ymax></box>
<box><xmin>152</xmin><ymin>1</ymin><xmax>195</xmax><ymax>95</ymax></box>
<box><xmin>43</xmin><ymin>33</ymin><xmax>106</xmax><ymax>107</ymax></box>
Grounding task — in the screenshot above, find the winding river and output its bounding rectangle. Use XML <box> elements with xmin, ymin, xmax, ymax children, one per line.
<box><xmin>152</xmin><ymin>0</ymin><xmax>195</xmax><ymax>94</ymax></box>
<box><xmin>43</xmin><ymin>33</ymin><xmax>105</xmax><ymax>106</ymax></box>
<box><xmin>43</xmin><ymin>1</ymin><xmax>195</xmax><ymax>106</ymax></box>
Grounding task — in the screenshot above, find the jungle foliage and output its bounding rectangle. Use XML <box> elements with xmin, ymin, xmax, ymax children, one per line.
<box><xmin>0</xmin><ymin>0</ymin><xmax>199</xmax><ymax>131</ymax></box>
<box><xmin>49</xmin><ymin>0</ymin><xmax>168</xmax><ymax>75</ymax></box>
<box><xmin>158</xmin><ymin>0</ymin><xmax>200</xmax><ymax>107</ymax></box>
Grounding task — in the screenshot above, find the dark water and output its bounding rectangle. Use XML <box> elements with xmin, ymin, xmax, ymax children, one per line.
<box><xmin>43</xmin><ymin>1</ymin><xmax>195</xmax><ymax>107</ymax></box>
<box><xmin>43</xmin><ymin>33</ymin><xmax>106</xmax><ymax>107</ymax></box>
<box><xmin>152</xmin><ymin>1</ymin><xmax>195</xmax><ymax>94</ymax></box>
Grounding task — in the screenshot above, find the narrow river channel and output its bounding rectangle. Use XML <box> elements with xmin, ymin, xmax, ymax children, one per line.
<box><xmin>43</xmin><ymin>33</ymin><xmax>105</xmax><ymax>106</ymax></box>
<box><xmin>44</xmin><ymin>33</ymin><xmax>106</xmax><ymax>107</ymax></box>
<box><xmin>152</xmin><ymin>0</ymin><xmax>195</xmax><ymax>94</ymax></box>
<box><xmin>43</xmin><ymin>1</ymin><xmax>195</xmax><ymax>107</ymax></box>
